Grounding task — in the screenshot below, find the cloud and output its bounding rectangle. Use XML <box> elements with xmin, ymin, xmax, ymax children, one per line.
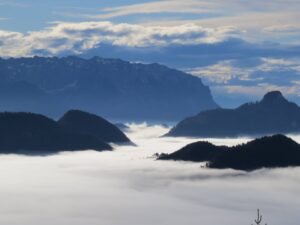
<box><xmin>221</xmin><ymin>84</ymin><xmax>300</xmax><ymax>97</ymax></box>
<box><xmin>258</xmin><ymin>58</ymin><xmax>297</xmax><ymax>72</ymax></box>
<box><xmin>118</xmin><ymin>0</ymin><xmax>298</xmax><ymax>45</ymax></box>
<box><xmin>91</xmin><ymin>0</ymin><xmax>215</xmax><ymax>19</ymax></box>
<box><xmin>51</xmin><ymin>0</ymin><xmax>299</xmax><ymax>45</ymax></box>
<box><xmin>0</xmin><ymin>0</ymin><xmax>28</xmax><ymax>8</ymax></box>
<box><xmin>89</xmin><ymin>0</ymin><xmax>300</xmax><ymax>39</ymax></box>
<box><xmin>264</xmin><ymin>25</ymin><xmax>300</xmax><ymax>33</ymax></box>
<box><xmin>186</xmin><ymin>60</ymin><xmax>253</xmax><ymax>84</ymax></box>
<box><xmin>144</xmin><ymin>12</ymin><xmax>300</xmax><ymax>44</ymax></box>
<box><xmin>188</xmin><ymin>57</ymin><xmax>300</xmax><ymax>106</ymax></box>
<box><xmin>0</xmin><ymin>123</ymin><xmax>299</xmax><ymax>225</ymax></box>
<box><xmin>189</xmin><ymin>57</ymin><xmax>300</xmax><ymax>85</ymax></box>
<box><xmin>0</xmin><ymin>30</ymin><xmax>25</xmax><ymax>56</ymax></box>
<box><xmin>92</xmin><ymin>0</ymin><xmax>300</xmax><ymax>21</ymax></box>
<box><xmin>0</xmin><ymin>21</ymin><xmax>241</xmax><ymax>57</ymax></box>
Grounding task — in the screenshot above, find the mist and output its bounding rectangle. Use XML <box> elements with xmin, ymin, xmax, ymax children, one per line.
<box><xmin>0</xmin><ymin>123</ymin><xmax>299</xmax><ymax>225</ymax></box>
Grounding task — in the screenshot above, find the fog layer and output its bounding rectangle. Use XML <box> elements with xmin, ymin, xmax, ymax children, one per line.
<box><xmin>0</xmin><ymin>123</ymin><xmax>299</xmax><ymax>225</ymax></box>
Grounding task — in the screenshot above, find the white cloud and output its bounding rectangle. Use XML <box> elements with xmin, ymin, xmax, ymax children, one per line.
<box><xmin>0</xmin><ymin>124</ymin><xmax>299</xmax><ymax>225</ymax></box>
<box><xmin>120</xmin><ymin>0</ymin><xmax>299</xmax><ymax>44</ymax></box>
<box><xmin>91</xmin><ymin>0</ymin><xmax>215</xmax><ymax>19</ymax></box>
<box><xmin>92</xmin><ymin>0</ymin><xmax>300</xmax><ymax>21</ymax></box>
<box><xmin>186</xmin><ymin>58</ymin><xmax>300</xmax><ymax>104</ymax></box>
<box><xmin>91</xmin><ymin>0</ymin><xmax>300</xmax><ymax>38</ymax></box>
<box><xmin>0</xmin><ymin>30</ymin><xmax>25</xmax><ymax>56</ymax></box>
<box><xmin>217</xmin><ymin>83</ymin><xmax>300</xmax><ymax>97</ymax></box>
<box><xmin>0</xmin><ymin>0</ymin><xmax>28</xmax><ymax>8</ymax></box>
<box><xmin>186</xmin><ymin>60</ymin><xmax>254</xmax><ymax>84</ymax></box>
<box><xmin>263</xmin><ymin>25</ymin><xmax>300</xmax><ymax>33</ymax></box>
<box><xmin>186</xmin><ymin>57</ymin><xmax>300</xmax><ymax>85</ymax></box>
<box><xmin>53</xmin><ymin>0</ymin><xmax>300</xmax><ymax>45</ymax></box>
<box><xmin>188</xmin><ymin>57</ymin><xmax>300</xmax><ymax>83</ymax></box>
<box><xmin>258</xmin><ymin>58</ymin><xmax>300</xmax><ymax>73</ymax></box>
<box><xmin>0</xmin><ymin>21</ymin><xmax>240</xmax><ymax>57</ymax></box>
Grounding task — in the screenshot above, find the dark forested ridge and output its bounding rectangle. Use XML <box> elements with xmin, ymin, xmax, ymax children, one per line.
<box><xmin>0</xmin><ymin>110</ymin><xmax>131</xmax><ymax>155</ymax></box>
<box><xmin>167</xmin><ymin>91</ymin><xmax>300</xmax><ymax>137</ymax></box>
<box><xmin>159</xmin><ymin>134</ymin><xmax>300</xmax><ymax>171</ymax></box>
<box><xmin>58</xmin><ymin>110</ymin><xmax>131</xmax><ymax>143</ymax></box>
<box><xmin>0</xmin><ymin>56</ymin><xmax>217</xmax><ymax>121</ymax></box>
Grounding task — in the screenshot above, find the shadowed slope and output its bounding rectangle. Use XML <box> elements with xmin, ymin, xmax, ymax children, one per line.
<box><xmin>58</xmin><ymin>110</ymin><xmax>131</xmax><ymax>144</ymax></box>
<box><xmin>159</xmin><ymin>135</ymin><xmax>300</xmax><ymax>171</ymax></box>
<box><xmin>0</xmin><ymin>112</ymin><xmax>112</xmax><ymax>155</ymax></box>
<box><xmin>167</xmin><ymin>91</ymin><xmax>300</xmax><ymax>137</ymax></box>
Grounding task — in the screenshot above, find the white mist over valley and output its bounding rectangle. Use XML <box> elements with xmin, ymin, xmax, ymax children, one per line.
<box><xmin>0</xmin><ymin>123</ymin><xmax>299</xmax><ymax>225</ymax></box>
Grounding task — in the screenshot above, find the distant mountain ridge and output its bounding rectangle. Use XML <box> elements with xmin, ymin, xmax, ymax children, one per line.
<box><xmin>0</xmin><ymin>56</ymin><xmax>218</xmax><ymax>121</ymax></box>
<box><xmin>167</xmin><ymin>91</ymin><xmax>300</xmax><ymax>137</ymax></box>
<box><xmin>159</xmin><ymin>134</ymin><xmax>300</xmax><ymax>171</ymax></box>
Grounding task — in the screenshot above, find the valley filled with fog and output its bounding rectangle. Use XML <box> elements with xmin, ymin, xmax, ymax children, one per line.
<box><xmin>0</xmin><ymin>123</ymin><xmax>299</xmax><ymax>225</ymax></box>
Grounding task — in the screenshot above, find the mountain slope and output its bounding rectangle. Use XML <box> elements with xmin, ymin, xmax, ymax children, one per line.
<box><xmin>167</xmin><ymin>91</ymin><xmax>300</xmax><ymax>137</ymax></box>
<box><xmin>0</xmin><ymin>112</ymin><xmax>112</xmax><ymax>154</ymax></box>
<box><xmin>58</xmin><ymin>110</ymin><xmax>131</xmax><ymax>144</ymax></box>
<box><xmin>159</xmin><ymin>135</ymin><xmax>300</xmax><ymax>171</ymax></box>
<box><xmin>0</xmin><ymin>56</ymin><xmax>218</xmax><ymax>121</ymax></box>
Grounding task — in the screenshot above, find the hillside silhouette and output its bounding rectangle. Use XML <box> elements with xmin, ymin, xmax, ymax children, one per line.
<box><xmin>0</xmin><ymin>110</ymin><xmax>131</xmax><ymax>155</ymax></box>
<box><xmin>159</xmin><ymin>134</ymin><xmax>300</xmax><ymax>171</ymax></box>
<box><xmin>167</xmin><ymin>91</ymin><xmax>300</xmax><ymax>137</ymax></box>
<box><xmin>58</xmin><ymin>110</ymin><xmax>131</xmax><ymax>143</ymax></box>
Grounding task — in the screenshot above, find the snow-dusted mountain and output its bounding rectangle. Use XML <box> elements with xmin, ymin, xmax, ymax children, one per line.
<box><xmin>0</xmin><ymin>56</ymin><xmax>218</xmax><ymax>121</ymax></box>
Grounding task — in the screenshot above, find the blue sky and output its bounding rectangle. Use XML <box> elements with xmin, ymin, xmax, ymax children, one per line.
<box><xmin>1</xmin><ymin>0</ymin><xmax>300</xmax><ymax>107</ymax></box>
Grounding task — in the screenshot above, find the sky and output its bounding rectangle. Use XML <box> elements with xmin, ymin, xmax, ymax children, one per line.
<box><xmin>0</xmin><ymin>123</ymin><xmax>299</xmax><ymax>225</ymax></box>
<box><xmin>1</xmin><ymin>0</ymin><xmax>300</xmax><ymax>106</ymax></box>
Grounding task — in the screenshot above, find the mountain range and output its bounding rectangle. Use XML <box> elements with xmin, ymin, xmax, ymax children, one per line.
<box><xmin>167</xmin><ymin>91</ymin><xmax>300</xmax><ymax>137</ymax></box>
<box><xmin>0</xmin><ymin>56</ymin><xmax>217</xmax><ymax>121</ymax></box>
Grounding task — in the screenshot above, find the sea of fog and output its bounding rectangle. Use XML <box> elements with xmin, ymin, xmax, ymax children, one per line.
<box><xmin>0</xmin><ymin>123</ymin><xmax>299</xmax><ymax>225</ymax></box>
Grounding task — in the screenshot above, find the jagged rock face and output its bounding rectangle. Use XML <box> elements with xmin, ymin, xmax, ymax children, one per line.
<box><xmin>0</xmin><ymin>56</ymin><xmax>218</xmax><ymax>121</ymax></box>
<box><xmin>159</xmin><ymin>135</ymin><xmax>300</xmax><ymax>171</ymax></box>
<box><xmin>58</xmin><ymin>110</ymin><xmax>131</xmax><ymax>143</ymax></box>
<box><xmin>167</xmin><ymin>91</ymin><xmax>300</xmax><ymax>137</ymax></box>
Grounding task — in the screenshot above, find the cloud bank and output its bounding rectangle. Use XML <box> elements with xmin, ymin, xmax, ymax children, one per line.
<box><xmin>87</xmin><ymin>0</ymin><xmax>300</xmax><ymax>42</ymax></box>
<box><xmin>187</xmin><ymin>57</ymin><xmax>300</xmax><ymax>106</ymax></box>
<box><xmin>0</xmin><ymin>124</ymin><xmax>299</xmax><ymax>225</ymax></box>
<box><xmin>92</xmin><ymin>0</ymin><xmax>216</xmax><ymax>19</ymax></box>
<box><xmin>0</xmin><ymin>21</ymin><xmax>240</xmax><ymax>57</ymax></box>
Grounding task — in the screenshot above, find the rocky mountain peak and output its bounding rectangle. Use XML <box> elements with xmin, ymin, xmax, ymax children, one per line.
<box><xmin>261</xmin><ymin>91</ymin><xmax>287</xmax><ymax>105</ymax></box>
